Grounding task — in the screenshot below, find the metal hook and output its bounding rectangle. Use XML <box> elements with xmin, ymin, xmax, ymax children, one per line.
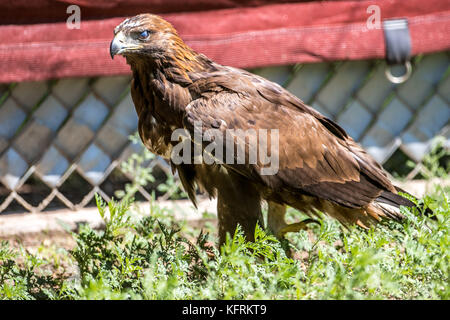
<box><xmin>385</xmin><ymin>60</ymin><xmax>412</xmax><ymax>84</ymax></box>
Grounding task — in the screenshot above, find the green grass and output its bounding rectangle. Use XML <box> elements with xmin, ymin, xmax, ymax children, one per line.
<box><xmin>1</xmin><ymin>136</ymin><xmax>448</xmax><ymax>300</ymax></box>
<box><xmin>0</xmin><ymin>185</ymin><xmax>448</xmax><ymax>300</ymax></box>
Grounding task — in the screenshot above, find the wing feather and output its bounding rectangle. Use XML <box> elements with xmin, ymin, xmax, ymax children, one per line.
<box><xmin>183</xmin><ymin>69</ymin><xmax>395</xmax><ymax>208</ymax></box>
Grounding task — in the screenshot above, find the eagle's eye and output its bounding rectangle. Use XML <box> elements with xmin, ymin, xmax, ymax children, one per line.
<box><xmin>138</xmin><ymin>30</ymin><xmax>150</xmax><ymax>40</ymax></box>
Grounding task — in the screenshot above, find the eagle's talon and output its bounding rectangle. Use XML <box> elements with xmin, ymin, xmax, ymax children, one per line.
<box><xmin>278</xmin><ymin>219</ymin><xmax>320</xmax><ymax>237</ymax></box>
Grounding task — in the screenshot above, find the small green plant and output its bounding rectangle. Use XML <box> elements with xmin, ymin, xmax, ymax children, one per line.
<box><xmin>0</xmin><ymin>134</ymin><xmax>448</xmax><ymax>300</ymax></box>
<box><xmin>117</xmin><ymin>133</ymin><xmax>187</xmax><ymax>201</ymax></box>
<box><xmin>407</xmin><ymin>136</ymin><xmax>449</xmax><ymax>180</ymax></box>
<box><xmin>0</xmin><ymin>188</ymin><xmax>448</xmax><ymax>300</ymax></box>
<box><xmin>0</xmin><ymin>240</ymin><xmax>64</xmax><ymax>299</ymax></box>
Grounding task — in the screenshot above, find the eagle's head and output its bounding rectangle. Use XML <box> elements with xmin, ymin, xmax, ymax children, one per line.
<box><xmin>110</xmin><ymin>14</ymin><xmax>190</xmax><ymax>62</ymax></box>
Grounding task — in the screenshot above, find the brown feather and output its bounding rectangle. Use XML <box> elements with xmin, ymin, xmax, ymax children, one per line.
<box><xmin>111</xmin><ymin>14</ymin><xmax>421</xmax><ymax>245</ymax></box>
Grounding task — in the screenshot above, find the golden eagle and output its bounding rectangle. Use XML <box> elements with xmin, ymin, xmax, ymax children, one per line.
<box><xmin>110</xmin><ymin>14</ymin><xmax>421</xmax><ymax>245</ymax></box>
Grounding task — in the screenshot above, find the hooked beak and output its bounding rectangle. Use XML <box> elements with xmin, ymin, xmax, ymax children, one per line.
<box><xmin>110</xmin><ymin>32</ymin><xmax>143</xmax><ymax>59</ymax></box>
<box><xmin>110</xmin><ymin>36</ymin><xmax>124</xmax><ymax>59</ymax></box>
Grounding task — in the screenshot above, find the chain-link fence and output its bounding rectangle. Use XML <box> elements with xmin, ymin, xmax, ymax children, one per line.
<box><xmin>0</xmin><ymin>52</ymin><xmax>449</xmax><ymax>214</ymax></box>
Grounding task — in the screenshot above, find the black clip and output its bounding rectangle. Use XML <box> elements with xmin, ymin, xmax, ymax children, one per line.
<box><xmin>383</xmin><ymin>18</ymin><xmax>412</xmax><ymax>83</ymax></box>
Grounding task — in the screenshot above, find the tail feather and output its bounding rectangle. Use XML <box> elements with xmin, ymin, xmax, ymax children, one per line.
<box><xmin>375</xmin><ymin>188</ymin><xmax>434</xmax><ymax>219</ymax></box>
<box><xmin>377</xmin><ymin>190</ymin><xmax>416</xmax><ymax>208</ymax></box>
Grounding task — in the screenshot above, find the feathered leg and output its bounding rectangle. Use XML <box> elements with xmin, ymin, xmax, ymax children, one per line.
<box><xmin>216</xmin><ymin>170</ymin><xmax>263</xmax><ymax>247</ymax></box>
<box><xmin>267</xmin><ymin>201</ymin><xmax>319</xmax><ymax>239</ymax></box>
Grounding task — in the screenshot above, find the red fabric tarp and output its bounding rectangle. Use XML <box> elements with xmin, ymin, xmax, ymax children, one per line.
<box><xmin>0</xmin><ymin>0</ymin><xmax>449</xmax><ymax>83</ymax></box>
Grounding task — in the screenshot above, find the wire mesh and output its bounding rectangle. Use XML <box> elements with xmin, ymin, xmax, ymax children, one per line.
<box><xmin>0</xmin><ymin>52</ymin><xmax>448</xmax><ymax>214</ymax></box>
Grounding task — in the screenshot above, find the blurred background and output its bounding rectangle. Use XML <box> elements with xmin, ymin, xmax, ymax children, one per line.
<box><xmin>0</xmin><ymin>0</ymin><xmax>448</xmax><ymax>219</ymax></box>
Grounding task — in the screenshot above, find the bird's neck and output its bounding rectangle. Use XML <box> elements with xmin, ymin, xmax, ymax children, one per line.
<box><xmin>129</xmin><ymin>42</ymin><xmax>216</xmax><ymax>127</ymax></box>
<box><xmin>129</xmin><ymin>41</ymin><xmax>215</xmax><ymax>86</ymax></box>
